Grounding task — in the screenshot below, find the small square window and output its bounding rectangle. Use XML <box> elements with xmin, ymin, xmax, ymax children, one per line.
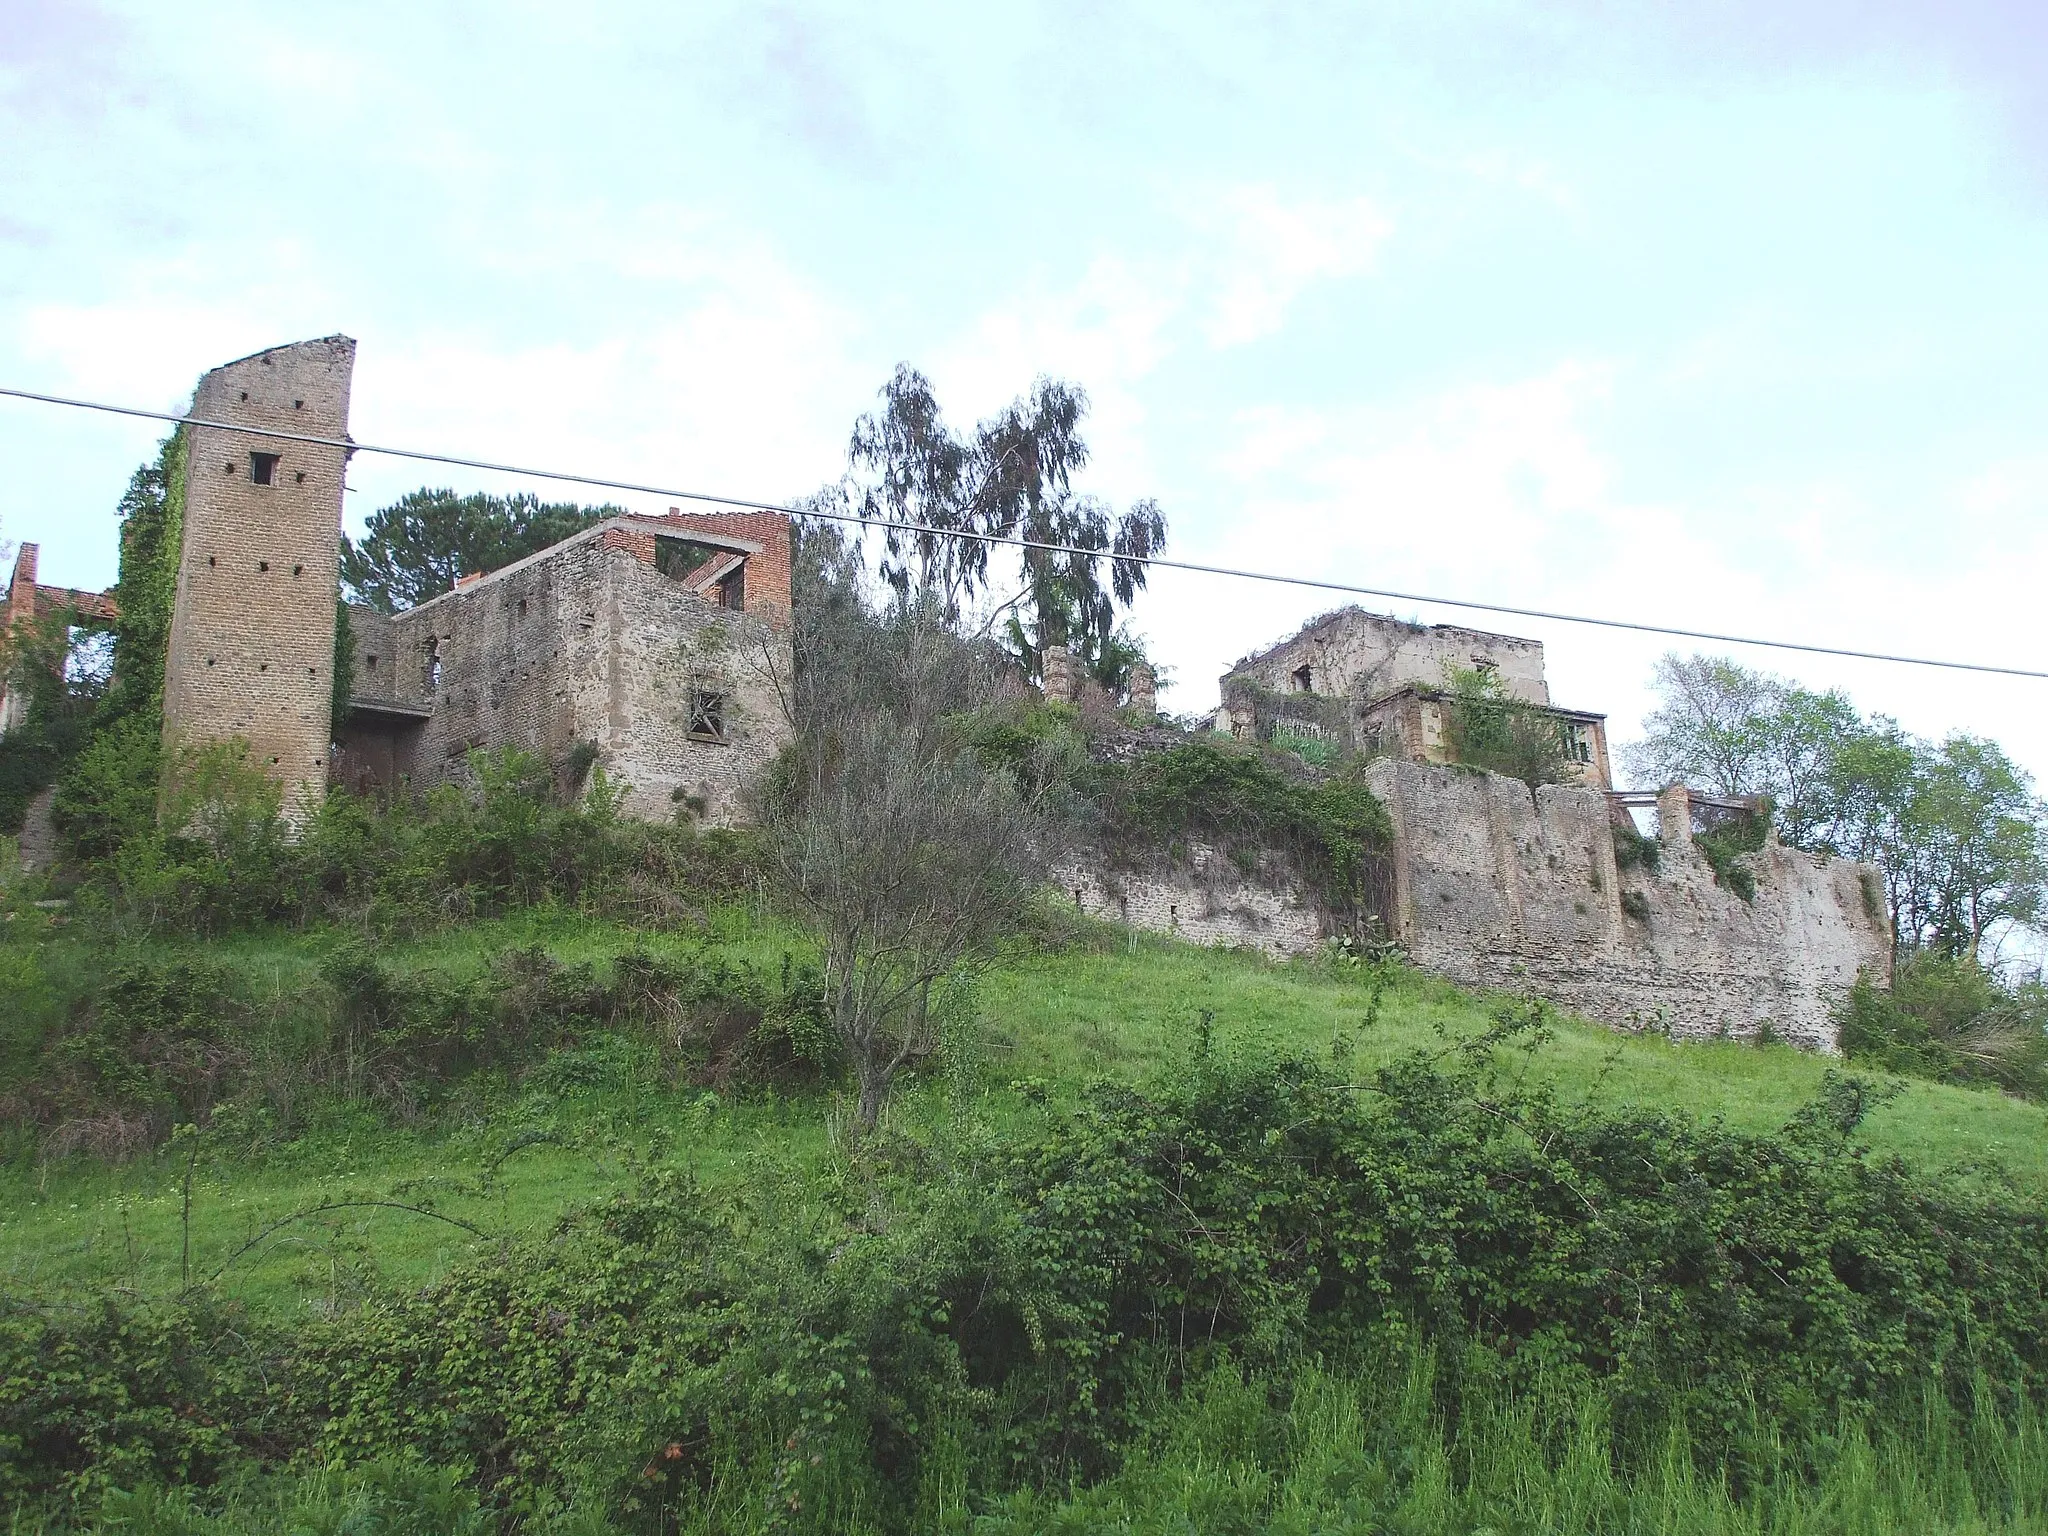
<box><xmin>250</xmin><ymin>452</ymin><xmax>281</xmax><ymax>486</ymax></box>
<box><xmin>688</xmin><ymin>689</ymin><xmax>727</xmax><ymax>741</ymax></box>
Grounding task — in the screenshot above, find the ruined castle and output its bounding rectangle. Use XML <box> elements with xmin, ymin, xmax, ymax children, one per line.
<box><xmin>148</xmin><ymin>336</ymin><xmax>794</xmax><ymax>824</ymax></box>
<box><xmin>1055</xmin><ymin>607</ymin><xmax>1891</xmax><ymax>1050</ymax></box>
<box><xmin>4</xmin><ymin>335</ymin><xmax>1890</xmax><ymax>1048</ymax></box>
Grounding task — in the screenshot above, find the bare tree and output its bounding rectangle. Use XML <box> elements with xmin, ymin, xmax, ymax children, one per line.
<box><xmin>754</xmin><ymin>544</ymin><xmax>1062</xmax><ymax>1129</ymax></box>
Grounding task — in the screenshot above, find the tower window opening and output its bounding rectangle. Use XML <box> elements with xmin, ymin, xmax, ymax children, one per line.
<box><xmin>688</xmin><ymin>689</ymin><xmax>727</xmax><ymax>742</ymax></box>
<box><xmin>250</xmin><ymin>452</ymin><xmax>281</xmax><ymax>486</ymax></box>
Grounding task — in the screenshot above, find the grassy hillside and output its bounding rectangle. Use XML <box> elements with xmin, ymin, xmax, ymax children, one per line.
<box><xmin>6</xmin><ymin>842</ymin><xmax>2048</xmax><ymax>1534</ymax></box>
<box><xmin>4</xmin><ymin>900</ymin><xmax>2044</xmax><ymax>1317</ymax></box>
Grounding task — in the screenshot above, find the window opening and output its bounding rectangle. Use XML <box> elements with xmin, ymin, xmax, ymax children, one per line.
<box><xmin>688</xmin><ymin>688</ymin><xmax>727</xmax><ymax>741</ymax></box>
<box><xmin>249</xmin><ymin>452</ymin><xmax>281</xmax><ymax>486</ymax></box>
<box><xmin>718</xmin><ymin>564</ymin><xmax>745</xmax><ymax>611</ymax></box>
<box><xmin>425</xmin><ymin>646</ymin><xmax>443</xmax><ymax>692</ymax></box>
<box><xmin>1291</xmin><ymin>664</ymin><xmax>1314</xmax><ymax>693</ymax></box>
<box><xmin>654</xmin><ymin>536</ymin><xmax>728</xmax><ymax>582</ymax></box>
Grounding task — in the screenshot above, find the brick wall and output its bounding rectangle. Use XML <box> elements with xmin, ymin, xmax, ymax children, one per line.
<box><xmin>161</xmin><ymin>336</ymin><xmax>355</xmax><ymax>820</ymax></box>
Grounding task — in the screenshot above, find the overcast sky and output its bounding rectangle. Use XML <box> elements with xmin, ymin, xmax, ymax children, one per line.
<box><xmin>4</xmin><ymin>1</ymin><xmax>2046</xmax><ymax>777</ymax></box>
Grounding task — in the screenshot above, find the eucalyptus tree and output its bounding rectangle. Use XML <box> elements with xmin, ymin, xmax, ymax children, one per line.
<box><xmin>840</xmin><ymin>366</ymin><xmax>1167</xmax><ymax>689</ymax></box>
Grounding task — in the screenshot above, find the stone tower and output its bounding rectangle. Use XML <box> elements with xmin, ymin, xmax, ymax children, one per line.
<box><xmin>161</xmin><ymin>336</ymin><xmax>355</xmax><ymax>818</ymax></box>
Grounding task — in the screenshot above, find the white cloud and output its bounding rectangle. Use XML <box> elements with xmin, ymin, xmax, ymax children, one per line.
<box><xmin>1197</xmin><ymin>185</ymin><xmax>1393</xmax><ymax>347</ymax></box>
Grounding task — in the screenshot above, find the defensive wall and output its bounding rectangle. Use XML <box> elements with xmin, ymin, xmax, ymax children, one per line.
<box><xmin>1067</xmin><ymin>758</ymin><xmax>1890</xmax><ymax>1051</ymax></box>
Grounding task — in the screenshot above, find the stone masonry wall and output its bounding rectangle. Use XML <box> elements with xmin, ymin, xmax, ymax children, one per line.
<box><xmin>1074</xmin><ymin>755</ymin><xmax>1889</xmax><ymax>1049</ymax></box>
<box><xmin>342</xmin><ymin>529</ymin><xmax>790</xmax><ymax>825</ymax></box>
<box><xmin>1365</xmin><ymin>759</ymin><xmax>1888</xmax><ymax>1049</ymax></box>
<box><xmin>1054</xmin><ymin>842</ymin><xmax>1325</xmax><ymax>956</ymax></box>
<box><xmin>162</xmin><ymin>336</ymin><xmax>354</xmax><ymax>820</ymax></box>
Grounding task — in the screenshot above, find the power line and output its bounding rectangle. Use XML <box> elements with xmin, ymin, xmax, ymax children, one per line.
<box><xmin>6</xmin><ymin>380</ymin><xmax>2045</xmax><ymax>682</ymax></box>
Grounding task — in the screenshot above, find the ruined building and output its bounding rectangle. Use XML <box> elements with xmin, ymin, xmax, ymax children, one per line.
<box><xmin>161</xmin><ymin>337</ymin><xmax>356</xmax><ymax>816</ymax></box>
<box><xmin>2</xmin><ymin>542</ymin><xmax>118</xmax><ymax>738</ymax></box>
<box><xmin>1217</xmin><ymin>607</ymin><xmax>1614</xmax><ymax>789</ymax></box>
<box><xmin>1055</xmin><ymin>607</ymin><xmax>1889</xmax><ymax>1049</ymax></box>
<box><xmin>336</xmin><ymin>508</ymin><xmax>792</xmax><ymax>824</ymax></box>
<box><xmin>12</xmin><ymin>334</ymin><xmax>1889</xmax><ymax>1050</ymax></box>
<box><xmin>152</xmin><ymin>336</ymin><xmax>793</xmax><ymax>822</ymax></box>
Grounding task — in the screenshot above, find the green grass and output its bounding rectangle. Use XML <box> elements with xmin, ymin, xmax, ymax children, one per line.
<box><xmin>7</xmin><ymin>902</ymin><xmax>2048</xmax><ymax>1534</ymax></box>
<box><xmin>3</xmin><ymin>906</ymin><xmax>2046</xmax><ymax>1319</ymax></box>
<box><xmin>983</xmin><ymin>937</ymin><xmax>2048</xmax><ymax>1180</ymax></box>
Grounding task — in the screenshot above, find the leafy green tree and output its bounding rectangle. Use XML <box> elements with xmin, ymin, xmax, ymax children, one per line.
<box><xmin>1625</xmin><ymin>653</ymin><xmax>1858</xmax><ymax>840</ymax></box>
<box><xmin>839</xmin><ymin>366</ymin><xmax>1167</xmax><ymax>688</ymax></box>
<box><xmin>341</xmin><ymin>490</ymin><xmax>623</xmax><ymax>612</ymax></box>
<box><xmin>102</xmin><ymin>429</ymin><xmax>189</xmax><ymax>723</ymax></box>
<box><xmin>1913</xmin><ymin>735</ymin><xmax>2046</xmax><ymax>962</ymax></box>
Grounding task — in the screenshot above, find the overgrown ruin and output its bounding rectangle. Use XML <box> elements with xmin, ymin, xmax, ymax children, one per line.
<box><xmin>3</xmin><ymin>336</ymin><xmax>1892</xmax><ymax>1049</ymax></box>
<box><xmin>149</xmin><ymin>336</ymin><xmax>795</xmax><ymax>824</ymax></box>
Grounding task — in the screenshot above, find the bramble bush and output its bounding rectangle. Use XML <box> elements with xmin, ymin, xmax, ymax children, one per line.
<box><xmin>5</xmin><ymin>1020</ymin><xmax>2044</xmax><ymax>1529</ymax></box>
<box><xmin>1841</xmin><ymin>952</ymin><xmax>2048</xmax><ymax>1101</ymax></box>
<box><xmin>59</xmin><ymin>744</ymin><xmax>762</xmax><ymax>937</ymax></box>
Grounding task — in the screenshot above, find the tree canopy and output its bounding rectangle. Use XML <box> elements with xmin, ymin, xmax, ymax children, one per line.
<box><xmin>340</xmin><ymin>490</ymin><xmax>624</xmax><ymax>612</ymax></box>
<box><xmin>824</xmin><ymin>365</ymin><xmax>1167</xmax><ymax>692</ymax></box>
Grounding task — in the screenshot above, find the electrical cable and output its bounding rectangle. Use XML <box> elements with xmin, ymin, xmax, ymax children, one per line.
<box><xmin>5</xmin><ymin>381</ymin><xmax>2045</xmax><ymax>681</ymax></box>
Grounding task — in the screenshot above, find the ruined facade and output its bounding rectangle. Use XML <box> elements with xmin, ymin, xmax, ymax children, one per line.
<box><xmin>161</xmin><ymin>337</ymin><xmax>356</xmax><ymax>818</ymax></box>
<box><xmin>336</xmin><ymin>510</ymin><xmax>793</xmax><ymax>825</ymax></box>
<box><xmin>2</xmin><ymin>543</ymin><xmax>118</xmax><ymax>739</ymax></box>
<box><xmin>1365</xmin><ymin>763</ymin><xmax>1888</xmax><ymax>1049</ymax></box>
<box><xmin>126</xmin><ymin>335</ymin><xmax>795</xmax><ymax>826</ymax></box>
<box><xmin>1217</xmin><ymin>606</ymin><xmax>1612</xmax><ymax>789</ymax></box>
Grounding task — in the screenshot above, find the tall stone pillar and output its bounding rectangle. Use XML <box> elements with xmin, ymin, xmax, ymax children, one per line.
<box><xmin>1041</xmin><ymin>644</ymin><xmax>1076</xmax><ymax>705</ymax></box>
<box><xmin>1657</xmin><ymin>783</ymin><xmax>1693</xmax><ymax>848</ymax></box>
<box><xmin>161</xmin><ymin>336</ymin><xmax>355</xmax><ymax>821</ymax></box>
<box><xmin>1127</xmin><ymin>661</ymin><xmax>1157</xmax><ymax>717</ymax></box>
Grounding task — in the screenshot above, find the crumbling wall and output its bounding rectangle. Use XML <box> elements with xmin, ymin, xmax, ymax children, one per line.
<box><xmin>1055</xmin><ymin>842</ymin><xmax>1325</xmax><ymax>956</ymax></box>
<box><xmin>340</xmin><ymin>534</ymin><xmax>789</xmax><ymax>825</ymax></box>
<box><xmin>1363</xmin><ymin>760</ymin><xmax>1889</xmax><ymax>1049</ymax></box>
<box><xmin>161</xmin><ymin>336</ymin><xmax>355</xmax><ymax>819</ymax></box>
<box><xmin>1073</xmin><ymin>753</ymin><xmax>1888</xmax><ymax>1049</ymax></box>
<box><xmin>1223</xmin><ymin>608</ymin><xmax>1553</xmax><ymax>729</ymax></box>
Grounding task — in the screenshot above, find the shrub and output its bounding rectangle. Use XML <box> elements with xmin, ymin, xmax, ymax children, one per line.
<box><xmin>63</xmin><ymin>745</ymin><xmax>763</xmax><ymax>938</ymax></box>
<box><xmin>21</xmin><ymin>956</ymin><xmax>252</xmax><ymax>1157</ymax></box>
<box><xmin>0</xmin><ymin>1293</ymin><xmax>291</xmax><ymax>1511</ymax></box>
<box><xmin>1441</xmin><ymin>666</ymin><xmax>1578</xmax><ymax>789</ymax></box>
<box><xmin>1612</xmin><ymin>817</ymin><xmax>1661</xmax><ymax>873</ymax></box>
<box><xmin>1102</xmin><ymin>741</ymin><xmax>1392</xmax><ymax>912</ymax></box>
<box><xmin>5</xmin><ymin>1030</ymin><xmax>2047</xmax><ymax>1525</ymax></box>
<box><xmin>1840</xmin><ymin>954</ymin><xmax>2048</xmax><ymax>1100</ymax></box>
<box><xmin>1695</xmin><ymin>806</ymin><xmax>1768</xmax><ymax>903</ymax></box>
